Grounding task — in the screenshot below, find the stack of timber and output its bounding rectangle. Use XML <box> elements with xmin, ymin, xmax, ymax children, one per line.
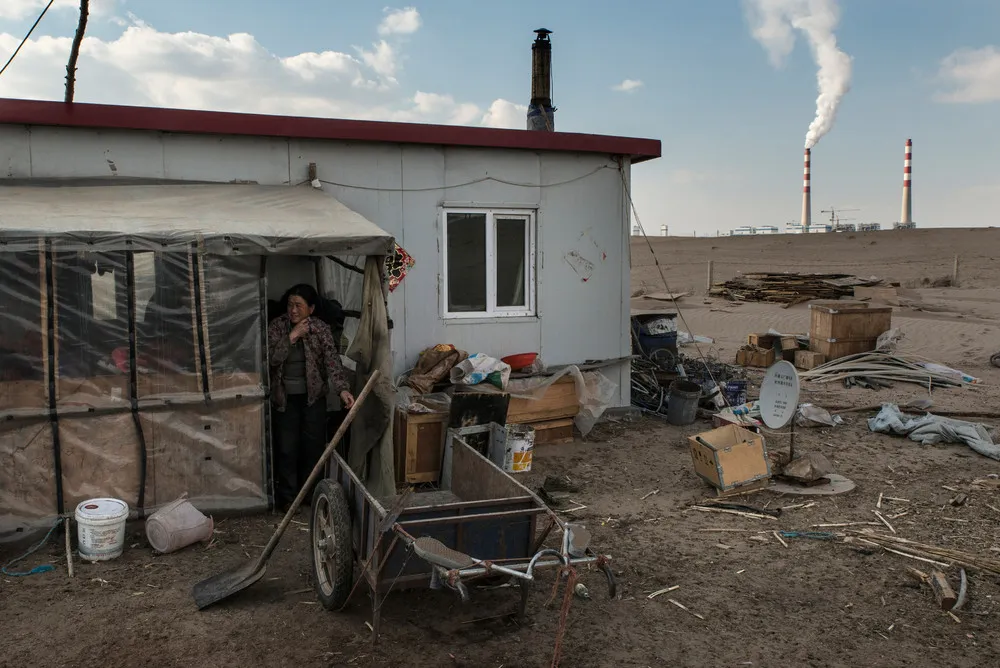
<box><xmin>710</xmin><ymin>273</ymin><xmax>881</xmax><ymax>305</ymax></box>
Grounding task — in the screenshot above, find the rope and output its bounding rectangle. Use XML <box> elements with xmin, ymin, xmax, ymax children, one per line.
<box><xmin>549</xmin><ymin>566</ymin><xmax>578</xmax><ymax>668</ymax></box>
<box><xmin>1</xmin><ymin>517</ymin><xmax>63</xmax><ymax>577</ymax></box>
<box><xmin>317</xmin><ymin>164</ymin><xmax>613</xmax><ymax>192</ymax></box>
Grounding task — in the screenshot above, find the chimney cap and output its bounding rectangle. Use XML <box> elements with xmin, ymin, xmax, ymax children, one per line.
<box><xmin>534</xmin><ymin>28</ymin><xmax>552</xmax><ymax>40</ymax></box>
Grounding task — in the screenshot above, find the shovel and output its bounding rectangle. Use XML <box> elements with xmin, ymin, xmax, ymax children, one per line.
<box><xmin>192</xmin><ymin>370</ymin><xmax>381</xmax><ymax>610</ymax></box>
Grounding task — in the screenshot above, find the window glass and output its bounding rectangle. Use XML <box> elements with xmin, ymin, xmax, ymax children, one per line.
<box><xmin>446</xmin><ymin>212</ymin><xmax>487</xmax><ymax>313</ymax></box>
<box><xmin>495</xmin><ymin>217</ymin><xmax>527</xmax><ymax>308</ymax></box>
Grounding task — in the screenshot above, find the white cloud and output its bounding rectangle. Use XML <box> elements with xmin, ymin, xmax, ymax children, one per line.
<box><xmin>0</xmin><ymin>0</ymin><xmax>117</xmax><ymax>21</ymax></box>
<box><xmin>378</xmin><ymin>7</ymin><xmax>421</xmax><ymax>36</ymax></box>
<box><xmin>481</xmin><ymin>99</ymin><xmax>527</xmax><ymax>128</ymax></box>
<box><xmin>935</xmin><ymin>46</ymin><xmax>1000</xmax><ymax>103</ymax></box>
<box><xmin>612</xmin><ymin>78</ymin><xmax>644</xmax><ymax>93</ymax></box>
<box><xmin>0</xmin><ymin>13</ymin><xmax>524</xmax><ymax>129</ymax></box>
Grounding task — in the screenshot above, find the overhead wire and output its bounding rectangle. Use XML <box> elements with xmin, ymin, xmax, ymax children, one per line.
<box><xmin>0</xmin><ymin>0</ymin><xmax>55</xmax><ymax>79</ymax></box>
<box><xmin>617</xmin><ymin>159</ymin><xmax>732</xmax><ymax>409</ymax></box>
<box><xmin>318</xmin><ymin>164</ymin><xmax>612</xmax><ymax>192</ymax></box>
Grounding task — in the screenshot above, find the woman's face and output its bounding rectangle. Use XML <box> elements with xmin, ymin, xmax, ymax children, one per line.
<box><xmin>287</xmin><ymin>295</ymin><xmax>315</xmax><ymax>324</ymax></box>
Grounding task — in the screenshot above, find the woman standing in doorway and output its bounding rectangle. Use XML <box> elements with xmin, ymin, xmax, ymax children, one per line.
<box><xmin>267</xmin><ymin>284</ymin><xmax>355</xmax><ymax>512</ymax></box>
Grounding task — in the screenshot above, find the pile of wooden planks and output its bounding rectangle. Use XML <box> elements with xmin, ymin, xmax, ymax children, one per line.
<box><xmin>710</xmin><ymin>273</ymin><xmax>880</xmax><ymax>304</ymax></box>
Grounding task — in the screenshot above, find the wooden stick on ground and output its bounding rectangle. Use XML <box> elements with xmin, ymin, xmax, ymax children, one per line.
<box><xmin>691</xmin><ymin>506</ymin><xmax>778</xmax><ymax>521</ymax></box>
<box><xmin>667</xmin><ymin>598</ymin><xmax>705</xmax><ymax>620</ymax></box>
<box><xmin>773</xmin><ymin>531</ymin><xmax>789</xmax><ymax>548</ymax></box>
<box><xmin>64</xmin><ymin>516</ymin><xmax>74</xmax><ymax>578</ymax></box>
<box><xmin>930</xmin><ymin>571</ymin><xmax>957</xmax><ymax>610</ymax></box>
<box><xmin>872</xmin><ymin>510</ymin><xmax>896</xmax><ymax>534</ymax></box>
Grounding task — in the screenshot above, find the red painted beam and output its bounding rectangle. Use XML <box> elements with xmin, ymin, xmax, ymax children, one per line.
<box><xmin>0</xmin><ymin>98</ymin><xmax>661</xmax><ymax>163</ymax></box>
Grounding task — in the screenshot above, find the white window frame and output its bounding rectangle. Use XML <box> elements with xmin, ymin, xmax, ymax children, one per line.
<box><xmin>441</xmin><ymin>208</ymin><xmax>536</xmax><ymax>319</ymax></box>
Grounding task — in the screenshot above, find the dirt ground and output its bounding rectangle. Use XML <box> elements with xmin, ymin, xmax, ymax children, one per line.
<box><xmin>4</xmin><ymin>228</ymin><xmax>1000</xmax><ymax>667</ymax></box>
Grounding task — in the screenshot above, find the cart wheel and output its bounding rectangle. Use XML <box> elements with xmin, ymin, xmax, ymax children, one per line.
<box><xmin>311</xmin><ymin>479</ymin><xmax>353</xmax><ymax>611</ymax></box>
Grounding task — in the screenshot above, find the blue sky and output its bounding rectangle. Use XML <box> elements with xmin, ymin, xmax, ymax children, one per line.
<box><xmin>1</xmin><ymin>0</ymin><xmax>999</xmax><ymax>234</ymax></box>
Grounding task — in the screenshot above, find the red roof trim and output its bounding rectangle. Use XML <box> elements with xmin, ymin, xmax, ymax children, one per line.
<box><xmin>0</xmin><ymin>98</ymin><xmax>661</xmax><ymax>163</ymax></box>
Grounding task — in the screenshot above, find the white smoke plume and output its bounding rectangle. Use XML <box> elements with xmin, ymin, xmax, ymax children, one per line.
<box><xmin>744</xmin><ymin>0</ymin><xmax>852</xmax><ymax>149</ymax></box>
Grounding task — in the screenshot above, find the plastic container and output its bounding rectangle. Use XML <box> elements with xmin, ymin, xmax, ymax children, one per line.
<box><xmin>504</xmin><ymin>424</ymin><xmax>535</xmax><ymax>473</ymax></box>
<box><xmin>145</xmin><ymin>497</ymin><xmax>215</xmax><ymax>554</ymax></box>
<box><xmin>666</xmin><ymin>380</ymin><xmax>702</xmax><ymax>426</ymax></box>
<box><xmin>75</xmin><ymin>498</ymin><xmax>129</xmax><ymax>562</ymax></box>
<box><xmin>502</xmin><ymin>352</ymin><xmax>539</xmax><ymax>372</ymax></box>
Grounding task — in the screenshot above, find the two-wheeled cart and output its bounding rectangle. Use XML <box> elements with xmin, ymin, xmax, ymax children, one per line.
<box><xmin>309</xmin><ymin>423</ymin><xmax>616</xmax><ymax>640</ymax></box>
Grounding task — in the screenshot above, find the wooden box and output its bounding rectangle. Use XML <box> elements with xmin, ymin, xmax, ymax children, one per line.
<box><xmin>688</xmin><ymin>424</ymin><xmax>770</xmax><ymax>492</ymax></box>
<box><xmin>795</xmin><ymin>350</ymin><xmax>827</xmax><ymax>370</ymax></box>
<box><xmin>736</xmin><ymin>346</ymin><xmax>775</xmax><ymax>368</ymax></box>
<box><xmin>531</xmin><ymin>418</ymin><xmax>576</xmax><ymax>445</ymax></box>
<box><xmin>393</xmin><ymin>408</ymin><xmax>447</xmax><ymax>484</ymax></box>
<box><xmin>507</xmin><ymin>375</ymin><xmax>579</xmax><ymax>424</ymax></box>
<box><xmin>747</xmin><ymin>333</ymin><xmax>778</xmax><ymax>349</ymax></box>
<box><xmin>809</xmin><ymin>302</ymin><xmax>892</xmax><ymax>361</ymax></box>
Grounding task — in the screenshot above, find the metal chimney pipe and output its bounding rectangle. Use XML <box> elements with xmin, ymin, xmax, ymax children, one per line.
<box><xmin>527</xmin><ymin>29</ymin><xmax>555</xmax><ymax>131</ymax></box>
<box><xmin>801</xmin><ymin>148</ymin><xmax>812</xmax><ymax>229</ymax></box>
<box><xmin>900</xmin><ymin>139</ymin><xmax>912</xmax><ymax>224</ymax></box>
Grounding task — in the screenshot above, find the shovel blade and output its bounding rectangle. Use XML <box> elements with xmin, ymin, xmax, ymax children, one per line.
<box><xmin>192</xmin><ymin>560</ymin><xmax>267</xmax><ymax>610</ymax></box>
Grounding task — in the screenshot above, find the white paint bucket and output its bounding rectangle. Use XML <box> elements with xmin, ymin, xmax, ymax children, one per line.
<box><xmin>75</xmin><ymin>498</ymin><xmax>129</xmax><ymax>562</ymax></box>
<box><xmin>145</xmin><ymin>498</ymin><xmax>214</xmax><ymax>554</ymax></box>
<box><xmin>504</xmin><ymin>424</ymin><xmax>535</xmax><ymax>473</ymax></box>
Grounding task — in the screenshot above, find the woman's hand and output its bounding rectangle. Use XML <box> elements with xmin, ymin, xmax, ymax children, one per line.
<box><xmin>340</xmin><ymin>391</ymin><xmax>356</xmax><ymax>410</ymax></box>
<box><xmin>289</xmin><ymin>318</ymin><xmax>311</xmax><ymax>343</ymax></box>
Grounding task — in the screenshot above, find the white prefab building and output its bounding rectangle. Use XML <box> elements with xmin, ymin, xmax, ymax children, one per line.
<box><xmin>0</xmin><ymin>99</ymin><xmax>660</xmax><ymax>411</ymax></box>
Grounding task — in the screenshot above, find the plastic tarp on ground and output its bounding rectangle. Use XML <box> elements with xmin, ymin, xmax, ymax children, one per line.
<box><xmin>0</xmin><ymin>183</ymin><xmax>395</xmax><ymax>539</ymax></box>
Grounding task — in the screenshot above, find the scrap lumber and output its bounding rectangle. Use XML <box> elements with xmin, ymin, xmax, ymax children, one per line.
<box><xmin>929</xmin><ymin>571</ymin><xmax>957</xmax><ymax>610</ymax></box>
<box><xmin>709</xmin><ymin>272</ymin><xmax>879</xmax><ymax>304</ymax></box>
<box><xmin>848</xmin><ymin>530</ymin><xmax>1000</xmax><ymax>575</ymax></box>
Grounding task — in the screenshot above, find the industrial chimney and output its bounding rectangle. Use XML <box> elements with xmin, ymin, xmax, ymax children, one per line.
<box><xmin>527</xmin><ymin>29</ymin><xmax>555</xmax><ymax>131</ymax></box>
<box><xmin>900</xmin><ymin>139</ymin><xmax>912</xmax><ymax>225</ymax></box>
<box><xmin>801</xmin><ymin>148</ymin><xmax>812</xmax><ymax>229</ymax></box>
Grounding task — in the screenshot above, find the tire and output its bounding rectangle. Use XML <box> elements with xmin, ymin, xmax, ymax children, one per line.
<box><xmin>992</xmin><ymin>352</ymin><xmax>1000</xmax><ymax>369</ymax></box>
<box><xmin>310</xmin><ymin>479</ymin><xmax>353</xmax><ymax>611</ymax></box>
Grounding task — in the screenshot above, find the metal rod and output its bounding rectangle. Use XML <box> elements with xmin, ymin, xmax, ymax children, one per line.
<box><xmin>397</xmin><ymin>507</ymin><xmax>546</xmax><ymax>529</ymax></box>
<box><xmin>451</xmin><ymin>555</ymin><xmax>598</xmax><ymax>580</ymax></box>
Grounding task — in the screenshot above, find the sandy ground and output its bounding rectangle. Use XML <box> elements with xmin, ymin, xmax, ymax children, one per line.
<box><xmin>3</xmin><ymin>229</ymin><xmax>1000</xmax><ymax>667</ymax></box>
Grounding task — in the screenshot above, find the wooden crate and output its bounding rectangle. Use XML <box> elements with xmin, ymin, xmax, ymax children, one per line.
<box><xmin>688</xmin><ymin>424</ymin><xmax>770</xmax><ymax>492</ymax></box>
<box><xmin>795</xmin><ymin>350</ymin><xmax>827</xmax><ymax>370</ymax></box>
<box><xmin>809</xmin><ymin>302</ymin><xmax>892</xmax><ymax>361</ymax></box>
<box><xmin>736</xmin><ymin>346</ymin><xmax>775</xmax><ymax>368</ymax></box>
<box><xmin>393</xmin><ymin>408</ymin><xmax>447</xmax><ymax>484</ymax></box>
<box><xmin>507</xmin><ymin>375</ymin><xmax>579</xmax><ymax>423</ymax></box>
<box><xmin>531</xmin><ymin>418</ymin><xmax>576</xmax><ymax>446</ymax></box>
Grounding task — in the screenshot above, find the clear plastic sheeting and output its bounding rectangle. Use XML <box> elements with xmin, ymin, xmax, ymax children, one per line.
<box><xmin>144</xmin><ymin>402</ymin><xmax>266</xmax><ymax>510</ymax></box>
<box><xmin>54</xmin><ymin>251</ymin><xmax>130</xmax><ymax>410</ymax></box>
<box><xmin>60</xmin><ymin>414</ymin><xmax>144</xmax><ymax>511</ymax></box>
<box><xmin>0</xmin><ymin>250</ymin><xmax>46</xmax><ymax>416</ymax></box>
<box><xmin>0</xmin><ymin>420</ymin><xmax>57</xmax><ymax>538</ymax></box>
<box><xmin>0</xmin><ymin>184</ymin><xmax>396</xmax><ymax>256</ymax></box>
<box><xmin>0</xmin><ymin>182</ymin><xmax>394</xmax><ymax>539</ymax></box>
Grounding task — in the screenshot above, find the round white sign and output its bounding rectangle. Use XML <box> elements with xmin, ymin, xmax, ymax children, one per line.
<box><xmin>758</xmin><ymin>360</ymin><xmax>800</xmax><ymax>429</ymax></box>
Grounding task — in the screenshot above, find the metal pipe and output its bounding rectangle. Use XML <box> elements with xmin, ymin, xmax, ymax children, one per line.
<box><xmin>450</xmin><ymin>555</ymin><xmax>598</xmax><ymax>581</ymax></box>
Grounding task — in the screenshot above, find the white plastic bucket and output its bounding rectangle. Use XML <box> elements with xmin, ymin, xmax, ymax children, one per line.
<box><xmin>145</xmin><ymin>498</ymin><xmax>214</xmax><ymax>554</ymax></box>
<box><xmin>75</xmin><ymin>498</ymin><xmax>129</xmax><ymax>562</ymax></box>
<box><xmin>504</xmin><ymin>424</ymin><xmax>535</xmax><ymax>473</ymax></box>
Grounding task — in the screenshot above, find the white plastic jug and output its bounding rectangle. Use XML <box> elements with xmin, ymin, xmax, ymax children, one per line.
<box><xmin>145</xmin><ymin>497</ymin><xmax>214</xmax><ymax>554</ymax></box>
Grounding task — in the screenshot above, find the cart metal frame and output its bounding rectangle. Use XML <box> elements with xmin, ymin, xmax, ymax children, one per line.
<box><xmin>311</xmin><ymin>424</ymin><xmax>616</xmax><ymax>641</ymax></box>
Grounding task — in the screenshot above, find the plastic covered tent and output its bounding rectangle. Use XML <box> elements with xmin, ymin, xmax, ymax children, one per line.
<box><xmin>0</xmin><ymin>182</ymin><xmax>396</xmax><ymax>539</ymax></box>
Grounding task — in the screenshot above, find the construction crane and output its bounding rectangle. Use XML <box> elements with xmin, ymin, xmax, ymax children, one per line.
<box><xmin>820</xmin><ymin>207</ymin><xmax>860</xmax><ymax>232</ymax></box>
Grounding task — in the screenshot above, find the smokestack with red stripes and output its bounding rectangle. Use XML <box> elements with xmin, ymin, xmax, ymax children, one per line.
<box><xmin>900</xmin><ymin>139</ymin><xmax>912</xmax><ymax>224</ymax></box>
<box><xmin>801</xmin><ymin>148</ymin><xmax>811</xmax><ymax>228</ymax></box>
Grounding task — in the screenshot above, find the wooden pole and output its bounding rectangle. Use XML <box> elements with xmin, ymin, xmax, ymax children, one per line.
<box><xmin>706</xmin><ymin>260</ymin><xmax>715</xmax><ymax>292</ymax></box>
<box><xmin>952</xmin><ymin>255</ymin><xmax>959</xmax><ymax>287</ymax></box>
<box><xmin>64</xmin><ymin>0</ymin><xmax>90</xmax><ymax>103</ymax></box>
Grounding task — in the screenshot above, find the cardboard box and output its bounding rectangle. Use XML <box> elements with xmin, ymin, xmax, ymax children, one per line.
<box><xmin>736</xmin><ymin>346</ymin><xmax>775</xmax><ymax>368</ymax></box>
<box><xmin>688</xmin><ymin>424</ymin><xmax>770</xmax><ymax>492</ymax></box>
<box><xmin>795</xmin><ymin>350</ymin><xmax>827</xmax><ymax>370</ymax></box>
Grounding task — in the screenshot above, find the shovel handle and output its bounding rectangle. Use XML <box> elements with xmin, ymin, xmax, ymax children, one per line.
<box><xmin>253</xmin><ymin>369</ymin><xmax>382</xmax><ymax>572</ymax></box>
